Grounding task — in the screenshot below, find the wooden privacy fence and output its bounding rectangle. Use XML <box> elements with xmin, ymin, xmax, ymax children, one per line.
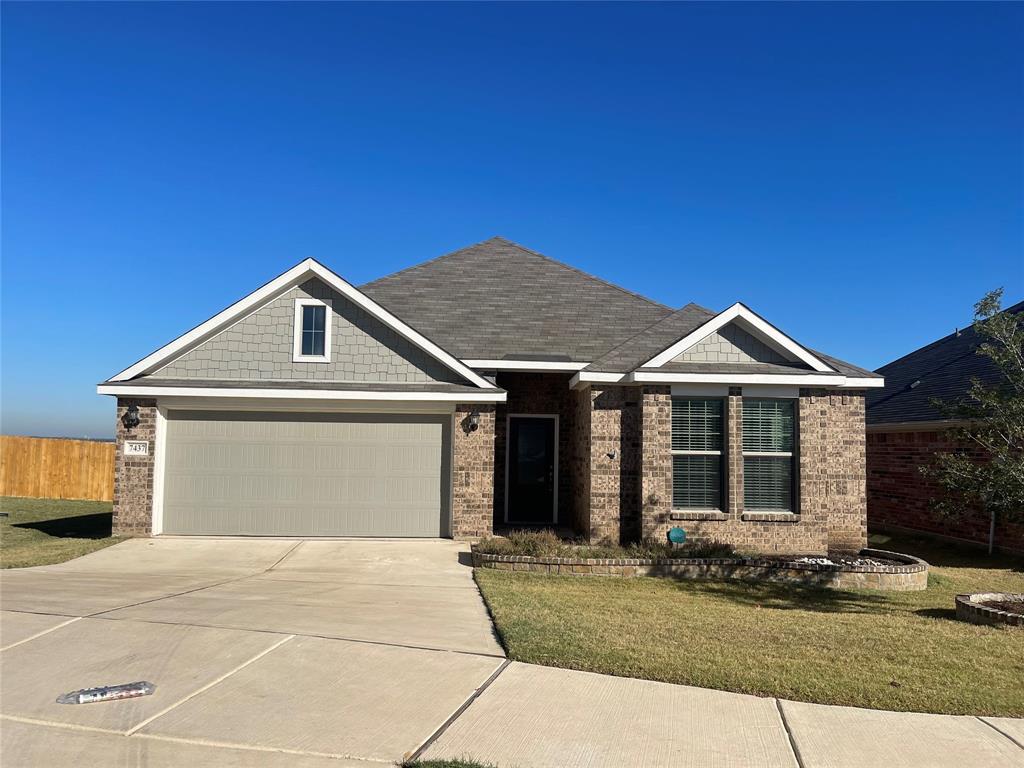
<box><xmin>0</xmin><ymin>436</ymin><xmax>115</xmax><ymax>502</ymax></box>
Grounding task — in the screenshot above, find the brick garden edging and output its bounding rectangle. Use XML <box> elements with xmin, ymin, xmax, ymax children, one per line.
<box><xmin>471</xmin><ymin>547</ymin><xmax>929</xmax><ymax>591</ymax></box>
<box><xmin>955</xmin><ymin>593</ymin><xmax>1024</xmax><ymax>628</ymax></box>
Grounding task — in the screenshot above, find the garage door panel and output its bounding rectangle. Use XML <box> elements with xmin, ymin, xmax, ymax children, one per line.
<box><xmin>163</xmin><ymin>412</ymin><xmax>449</xmax><ymax>537</ymax></box>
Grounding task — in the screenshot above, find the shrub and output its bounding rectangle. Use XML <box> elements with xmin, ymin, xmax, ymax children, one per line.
<box><xmin>474</xmin><ymin>530</ymin><xmax>736</xmax><ymax>560</ymax></box>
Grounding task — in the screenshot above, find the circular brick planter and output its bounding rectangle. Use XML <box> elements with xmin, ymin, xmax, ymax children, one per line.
<box><xmin>471</xmin><ymin>547</ymin><xmax>929</xmax><ymax>591</ymax></box>
<box><xmin>955</xmin><ymin>593</ymin><xmax>1024</xmax><ymax>628</ymax></box>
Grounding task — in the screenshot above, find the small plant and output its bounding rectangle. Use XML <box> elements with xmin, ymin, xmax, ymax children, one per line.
<box><xmin>475</xmin><ymin>530</ymin><xmax>736</xmax><ymax>560</ymax></box>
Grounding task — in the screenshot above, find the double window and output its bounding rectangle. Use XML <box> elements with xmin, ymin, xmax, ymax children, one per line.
<box><xmin>293</xmin><ymin>299</ymin><xmax>332</xmax><ymax>362</ymax></box>
<box><xmin>670</xmin><ymin>396</ymin><xmax>797</xmax><ymax>514</ymax></box>
<box><xmin>742</xmin><ymin>399</ymin><xmax>796</xmax><ymax>512</ymax></box>
<box><xmin>671</xmin><ymin>398</ymin><xmax>724</xmax><ymax>510</ymax></box>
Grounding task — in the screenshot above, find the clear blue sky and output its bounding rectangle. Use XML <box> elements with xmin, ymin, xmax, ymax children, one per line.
<box><xmin>2</xmin><ymin>2</ymin><xmax>1022</xmax><ymax>438</ymax></box>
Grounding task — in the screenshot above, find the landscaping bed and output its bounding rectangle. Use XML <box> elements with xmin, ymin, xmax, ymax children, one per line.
<box><xmin>955</xmin><ymin>592</ymin><xmax>1024</xmax><ymax>627</ymax></box>
<box><xmin>473</xmin><ymin>532</ymin><xmax>928</xmax><ymax>591</ymax></box>
<box><xmin>474</xmin><ymin>531</ymin><xmax>1024</xmax><ymax>716</ymax></box>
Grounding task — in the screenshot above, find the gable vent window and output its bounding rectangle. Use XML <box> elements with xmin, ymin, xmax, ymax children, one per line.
<box><xmin>671</xmin><ymin>397</ymin><xmax>724</xmax><ymax>510</ymax></box>
<box><xmin>742</xmin><ymin>398</ymin><xmax>796</xmax><ymax>512</ymax></box>
<box><xmin>293</xmin><ymin>299</ymin><xmax>332</xmax><ymax>362</ymax></box>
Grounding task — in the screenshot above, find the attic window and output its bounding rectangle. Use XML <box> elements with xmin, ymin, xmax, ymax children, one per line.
<box><xmin>293</xmin><ymin>298</ymin><xmax>331</xmax><ymax>362</ymax></box>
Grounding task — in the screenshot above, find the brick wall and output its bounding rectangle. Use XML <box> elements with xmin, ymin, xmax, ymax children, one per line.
<box><xmin>637</xmin><ymin>387</ymin><xmax>867</xmax><ymax>555</ymax></box>
<box><xmin>867</xmin><ymin>428</ymin><xmax>1024</xmax><ymax>553</ymax></box>
<box><xmin>571</xmin><ymin>386</ymin><xmax>592</xmax><ymax>535</ymax></box>
<box><xmin>493</xmin><ymin>372</ymin><xmax>576</xmax><ymax>527</ymax></box>
<box><xmin>113</xmin><ymin>397</ymin><xmax>157</xmax><ymax>535</ymax></box>
<box><xmin>585</xmin><ymin>386</ymin><xmax>642</xmax><ymax>543</ymax></box>
<box><xmin>452</xmin><ymin>403</ymin><xmax>496</xmax><ymax>538</ymax></box>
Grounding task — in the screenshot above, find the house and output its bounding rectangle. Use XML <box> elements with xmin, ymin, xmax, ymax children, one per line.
<box><xmin>97</xmin><ymin>237</ymin><xmax>882</xmax><ymax>553</ymax></box>
<box><xmin>866</xmin><ymin>301</ymin><xmax>1024</xmax><ymax>554</ymax></box>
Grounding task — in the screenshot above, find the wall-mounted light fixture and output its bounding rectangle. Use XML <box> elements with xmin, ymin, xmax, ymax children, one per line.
<box><xmin>468</xmin><ymin>411</ymin><xmax>481</xmax><ymax>432</ymax></box>
<box><xmin>122</xmin><ymin>404</ymin><xmax>140</xmax><ymax>430</ymax></box>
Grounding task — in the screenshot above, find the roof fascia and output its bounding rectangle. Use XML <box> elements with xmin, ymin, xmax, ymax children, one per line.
<box><xmin>96</xmin><ymin>383</ymin><xmax>507</xmax><ymax>402</ymax></box>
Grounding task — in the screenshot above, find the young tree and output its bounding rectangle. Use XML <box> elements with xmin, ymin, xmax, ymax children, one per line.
<box><xmin>921</xmin><ymin>288</ymin><xmax>1024</xmax><ymax>553</ymax></box>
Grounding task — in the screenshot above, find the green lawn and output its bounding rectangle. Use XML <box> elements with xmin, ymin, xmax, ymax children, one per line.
<box><xmin>0</xmin><ymin>496</ymin><xmax>117</xmax><ymax>568</ymax></box>
<box><xmin>475</xmin><ymin>531</ymin><xmax>1024</xmax><ymax>717</ymax></box>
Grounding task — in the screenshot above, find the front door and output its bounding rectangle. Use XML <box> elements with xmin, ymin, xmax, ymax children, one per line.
<box><xmin>506</xmin><ymin>416</ymin><xmax>557</xmax><ymax>524</ymax></box>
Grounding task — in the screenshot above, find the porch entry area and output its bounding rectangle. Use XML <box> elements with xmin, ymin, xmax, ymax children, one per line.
<box><xmin>504</xmin><ymin>414</ymin><xmax>558</xmax><ymax>525</ymax></box>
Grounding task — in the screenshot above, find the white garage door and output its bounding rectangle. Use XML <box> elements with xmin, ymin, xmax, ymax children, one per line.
<box><xmin>162</xmin><ymin>411</ymin><xmax>450</xmax><ymax>537</ymax></box>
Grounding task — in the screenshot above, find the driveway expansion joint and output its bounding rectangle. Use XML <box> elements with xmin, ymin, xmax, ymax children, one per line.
<box><xmin>0</xmin><ymin>615</ymin><xmax>82</xmax><ymax>652</ymax></box>
<box><xmin>775</xmin><ymin>699</ymin><xmax>808</xmax><ymax>768</ymax></box>
<box><xmin>126</xmin><ymin>634</ymin><xmax>296</xmax><ymax>736</ymax></box>
<box><xmin>979</xmin><ymin>717</ymin><xmax>1024</xmax><ymax>750</ymax></box>
<box><xmin>405</xmin><ymin>657</ymin><xmax>511</xmax><ymax>763</ymax></box>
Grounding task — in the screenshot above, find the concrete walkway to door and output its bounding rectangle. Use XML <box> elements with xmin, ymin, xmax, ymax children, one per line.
<box><xmin>2</xmin><ymin>538</ymin><xmax>1022</xmax><ymax>768</ymax></box>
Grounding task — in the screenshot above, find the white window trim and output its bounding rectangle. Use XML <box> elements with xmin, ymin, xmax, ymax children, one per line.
<box><xmin>292</xmin><ymin>298</ymin><xmax>332</xmax><ymax>363</ymax></box>
<box><xmin>643</xmin><ymin>303</ymin><xmax>834</xmax><ymax>372</ymax></box>
<box><xmin>671</xmin><ymin>397</ymin><xmax>725</xmax><ymax>513</ymax></box>
<box><xmin>742</xmin><ymin>397</ymin><xmax>798</xmax><ymax>514</ymax></box>
<box><xmin>504</xmin><ymin>414</ymin><xmax>559</xmax><ymax>525</ymax></box>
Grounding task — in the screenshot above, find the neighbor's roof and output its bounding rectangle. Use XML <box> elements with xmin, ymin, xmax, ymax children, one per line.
<box><xmin>361</xmin><ymin>237</ymin><xmax>671</xmax><ymax>362</ymax></box>
<box><xmin>866</xmin><ymin>300</ymin><xmax>1024</xmax><ymax>425</ymax></box>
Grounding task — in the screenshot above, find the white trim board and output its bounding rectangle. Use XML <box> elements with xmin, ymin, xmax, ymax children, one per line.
<box><xmin>107</xmin><ymin>258</ymin><xmax>496</xmax><ymax>390</ymax></box>
<box><xmin>463</xmin><ymin>360</ymin><xmax>590</xmax><ymax>372</ymax></box>
<box><xmin>97</xmin><ymin>384</ymin><xmax>507</xmax><ymax>402</ymax></box>
<box><xmin>570</xmin><ymin>371</ymin><xmax>884</xmax><ymax>389</ymax></box>
<box><xmin>292</xmin><ymin>298</ymin><xmax>332</xmax><ymax>363</ymax></box>
<box><xmin>642</xmin><ymin>303</ymin><xmax>834</xmax><ymax>372</ymax></box>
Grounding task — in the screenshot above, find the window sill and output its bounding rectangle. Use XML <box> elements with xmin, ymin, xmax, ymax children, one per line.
<box><xmin>741</xmin><ymin>512</ymin><xmax>801</xmax><ymax>523</ymax></box>
<box><xmin>670</xmin><ymin>511</ymin><xmax>727</xmax><ymax>521</ymax></box>
<box><xmin>291</xmin><ymin>355</ymin><xmax>332</xmax><ymax>364</ymax></box>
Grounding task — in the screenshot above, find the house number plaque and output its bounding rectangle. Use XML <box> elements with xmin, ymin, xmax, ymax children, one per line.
<box><xmin>124</xmin><ymin>441</ymin><xmax>149</xmax><ymax>457</ymax></box>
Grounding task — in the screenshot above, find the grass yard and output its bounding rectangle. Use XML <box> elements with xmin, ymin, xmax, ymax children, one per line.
<box><xmin>475</xmin><ymin>531</ymin><xmax>1024</xmax><ymax>717</ymax></box>
<box><xmin>0</xmin><ymin>496</ymin><xmax>116</xmax><ymax>568</ymax></box>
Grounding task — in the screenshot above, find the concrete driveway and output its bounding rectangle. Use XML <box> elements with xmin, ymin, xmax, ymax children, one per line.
<box><xmin>3</xmin><ymin>539</ymin><xmax>1022</xmax><ymax>768</ymax></box>
<box><xmin>1</xmin><ymin>538</ymin><xmax>504</xmax><ymax>766</ymax></box>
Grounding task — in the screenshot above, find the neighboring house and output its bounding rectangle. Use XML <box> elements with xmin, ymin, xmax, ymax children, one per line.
<box><xmin>866</xmin><ymin>301</ymin><xmax>1024</xmax><ymax>554</ymax></box>
<box><xmin>98</xmin><ymin>237</ymin><xmax>881</xmax><ymax>553</ymax></box>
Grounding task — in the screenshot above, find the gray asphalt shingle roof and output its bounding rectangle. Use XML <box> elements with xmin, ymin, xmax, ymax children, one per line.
<box><xmin>361</xmin><ymin>237</ymin><xmax>671</xmax><ymax>362</ymax></box>
<box><xmin>866</xmin><ymin>301</ymin><xmax>1024</xmax><ymax>425</ymax></box>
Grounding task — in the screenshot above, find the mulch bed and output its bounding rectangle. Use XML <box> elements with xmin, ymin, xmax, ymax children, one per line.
<box><xmin>981</xmin><ymin>600</ymin><xmax>1024</xmax><ymax>616</ymax></box>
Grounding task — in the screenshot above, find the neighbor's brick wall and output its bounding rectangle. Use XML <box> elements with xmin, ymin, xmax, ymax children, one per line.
<box><xmin>452</xmin><ymin>403</ymin><xmax>496</xmax><ymax>538</ymax></box>
<box><xmin>113</xmin><ymin>397</ymin><xmax>157</xmax><ymax>535</ymax></box>
<box><xmin>586</xmin><ymin>386</ymin><xmax>642</xmax><ymax>543</ymax></box>
<box><xmin>493</xmin><ymin>373</ymin><xmax>575</xmax><ymax>526</ymax></box>
<box><xmin>638</xmin><ymin>387</ymin><xmax>867</xmax><ymax>555</ymax></box>
<box><xmin>867</xmin><ymin>429</ymin><xmax>1024</xmax><ymax>553</ymax></box>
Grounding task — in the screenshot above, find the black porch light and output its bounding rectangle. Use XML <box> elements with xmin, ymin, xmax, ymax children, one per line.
<box><xmin>122</xmin><ymin>404</ymin><xmax>141</xmax><ymax>430</ymax></box>
<box><xmin>468</xmin><ymin>411</ymin><xmax>481</xmax><ymax>431</ymax></box>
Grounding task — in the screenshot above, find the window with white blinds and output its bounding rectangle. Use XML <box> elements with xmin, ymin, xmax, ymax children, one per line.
<box><xmin>671</xmin><ymin>398</ymin><xmax>724</xmax><ymax>510</ymax></box>
<box><xmin>742</xmin><ymin>398</ymin><xmax>796</xmax><ymax>512</ymax></box>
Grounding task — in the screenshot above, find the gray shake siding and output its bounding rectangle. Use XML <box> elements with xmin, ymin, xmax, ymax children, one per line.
<box><xmin>674</xmin><ymin>324</ymin><xmax>789</xmax><ymax>365</ymax></box>
<box><xmin>154</xmin><ymin>279</ymin><xmax>463</xmax><ymax>384</ymax></box>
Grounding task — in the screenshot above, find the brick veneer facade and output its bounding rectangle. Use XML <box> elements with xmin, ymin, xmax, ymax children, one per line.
<box><xmin>867</xmin><ymin>428</ymin><xmax>1024</xmax><ymax>554</ymax></box>
<box><xmin>113</xmin><ymin>397</ymin><xmax>157</xmax><ymax>536</ymax></box>
<box><xmin>637</xmin><ymin>387</ymin><xmax>868</xmax><ymax>555</ymax></box>
<box><xmin>452</xmin><ymin>403</ymin><xmax>496</xmax><ymax>538</ymax></box>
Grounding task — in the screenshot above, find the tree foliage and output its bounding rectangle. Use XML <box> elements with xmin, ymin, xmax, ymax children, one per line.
<box><xmin>921</xmin><ymin>289</ymin><xmax>1024</xmax><ymax>524</ymax></box>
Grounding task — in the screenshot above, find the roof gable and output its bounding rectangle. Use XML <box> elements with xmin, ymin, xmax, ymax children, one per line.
<box><xmin>361</xmin><ymin>237</ymin><xmax>672</xmax><ymax>362</ymax></box>
<box><xmin>642</xmin><ymin>303</ymin><xmax>834</xmax><ymax>372</ymax></box>
<box><xmin>106</xmin><ymin>259</ymin><xmax>497</xmax><ymax>390</ymax></box>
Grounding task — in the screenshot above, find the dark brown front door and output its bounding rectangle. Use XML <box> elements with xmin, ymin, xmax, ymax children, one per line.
<box><xmin>506</xmin><ymin>416</ymin><xmax>556</xmax><ymax>524</ymax></box>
